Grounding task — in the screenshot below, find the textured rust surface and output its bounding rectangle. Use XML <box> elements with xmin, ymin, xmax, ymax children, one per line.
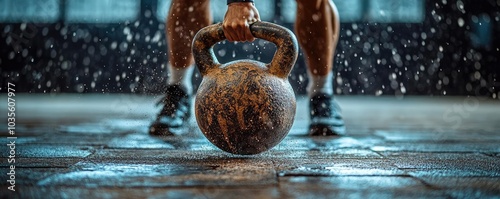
<box><xmin>195</xmin><ymin>62</ymin><xmax>296</xmax><ymax>155</ymax></box>
<box><xmin>192</xmin><ymin>22</ymin><xmax>298</xmax><ymax>155</ymax></box>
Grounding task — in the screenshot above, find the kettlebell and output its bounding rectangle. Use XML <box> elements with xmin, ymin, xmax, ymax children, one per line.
<box><xmin>192</xmin><ymin>21</ymin><xmax>298</xmax><ymax>155</ymax></box>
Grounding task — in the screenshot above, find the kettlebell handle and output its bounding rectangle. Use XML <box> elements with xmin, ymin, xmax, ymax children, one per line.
<box><xmin>192</xmin><ymin>22</ymin><xmax>298</xmax><ymax>78</ymax></box>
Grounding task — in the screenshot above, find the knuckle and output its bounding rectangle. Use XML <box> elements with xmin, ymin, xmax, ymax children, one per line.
<box><xmin>231</xmin><ymin>23</ymin><xmax>240</xmax><ymax>29</ymax></box>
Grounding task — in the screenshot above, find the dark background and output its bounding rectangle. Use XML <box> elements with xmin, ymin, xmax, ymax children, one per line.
<box><xmin>1</xmin><ymin>0</ymin><xmax>499</xmax><ymax>97</ymax></box>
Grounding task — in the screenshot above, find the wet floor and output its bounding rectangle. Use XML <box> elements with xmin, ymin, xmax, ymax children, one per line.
<box><xmin>1</xmin><ymin>94</ymin><xmax>499</xmax><ymax>199</ymax></box>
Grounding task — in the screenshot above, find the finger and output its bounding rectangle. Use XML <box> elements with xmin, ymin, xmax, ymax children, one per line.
<box><xmin>223</xmin><ymin>29</ymin><xmax>233</xmax><ymax>42</ymax></box>
<box><xmin>233</xmin><ymin>23</ymin><xmax>245</xmax><ymax>41</ymax></box>
<box><xmin>223</xmin><ymin>24</ymin><xmax>235</xmax><ymax>42</ymax></box>
<box><xmin>254</xmin><ymin>10</ymin><xmax>261</xmax><ymax>21</ymax></box>
<box><xmin>246</xmin><ymin>18</ymin><xmax>258</xmax><ymax>41</ymax></box>
<box><xmin>244</xmin><ymin>24</ymin><xmax>254</xmax><ymax>42</ymax></box>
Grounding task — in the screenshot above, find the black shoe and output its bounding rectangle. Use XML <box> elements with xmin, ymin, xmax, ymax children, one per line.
<box><xmin>149</xmin><ymin>85</ymin><xmax>191</xmax><ymax>136</ymax></box>
<box><xmin>308</xmin><ymin>93</ymin><xmax>346</xmax><ymax>136</ymax></box>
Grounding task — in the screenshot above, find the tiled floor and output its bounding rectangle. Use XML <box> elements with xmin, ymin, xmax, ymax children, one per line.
<box><xmin>1</xmin><ymin>94</ymin><xmax>499</xmax><ymax>199</ymax></box>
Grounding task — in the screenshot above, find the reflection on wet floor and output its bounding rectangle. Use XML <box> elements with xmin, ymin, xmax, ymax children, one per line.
<box><xmin>0</xmin><ymin>94</ymin><xmax>499</xmax><ymax>198</ymax></box>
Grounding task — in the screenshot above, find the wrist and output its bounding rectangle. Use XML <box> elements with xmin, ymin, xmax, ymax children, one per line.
<box><xmin>227</xmin><ymin>0</ymin><xmax>254</xmax><ymax>5</ymax></box>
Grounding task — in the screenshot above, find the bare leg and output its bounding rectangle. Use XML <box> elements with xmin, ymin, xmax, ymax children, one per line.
<box><xmin>166</xmin><ymin>0</ymin><xmax>211</xmax><ymax>94</ymax></box>
<box><xmin>295</xmin><ymin>0</ymin><xmax>345</xmax><ymax>136</ymax></box>
<box><xmin>295</xmin><ymin>0</ymin><xmax>340</xmax><ymax>96</ymax></box>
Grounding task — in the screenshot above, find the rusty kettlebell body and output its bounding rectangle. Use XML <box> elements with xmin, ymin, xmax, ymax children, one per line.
<box><xmin>192</xmin><ymin>22</ymin><xmax>299</xmax><ymax>155</ymax></box>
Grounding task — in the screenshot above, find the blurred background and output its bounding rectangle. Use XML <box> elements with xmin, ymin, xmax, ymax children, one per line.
<box><xmin>0</xmin><ymin>0</ymin><xmax>499</xmax><ymax>97</ymax></box>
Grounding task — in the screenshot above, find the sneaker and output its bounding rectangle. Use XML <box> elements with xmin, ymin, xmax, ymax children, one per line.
<box><xmin>149</xmin><ymin>85</ymin><xmax>191</xmax><ymax>135</ymax></box>
<box><xmin>309</xmin><ymin>93</ymin><xmax>346</xmax><ymax>136</ymax></box>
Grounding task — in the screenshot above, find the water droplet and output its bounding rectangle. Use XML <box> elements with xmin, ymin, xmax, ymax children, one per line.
<box><xmin>456</xmin><ymin>0</ymin><xmax>465</xmax><ymax>13</ymax></box>
<box><xmin>119</xmin><ymin>42</ymin><xmax>128</xmax><ymax>52</ymax></box>
<box><xmin>457</xmin><ymin>18</ymin><xmax>465</xmax><ymax>27</ymax></box>
<box><xmin>110</xmin><ymin>42</ymin><xmax>118</xmax><ymax>50</ymax></box>
<box><xmin>312</xmin><ymin>14</ymin><xmax>320</xmax><ymax>21</ymax></box>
